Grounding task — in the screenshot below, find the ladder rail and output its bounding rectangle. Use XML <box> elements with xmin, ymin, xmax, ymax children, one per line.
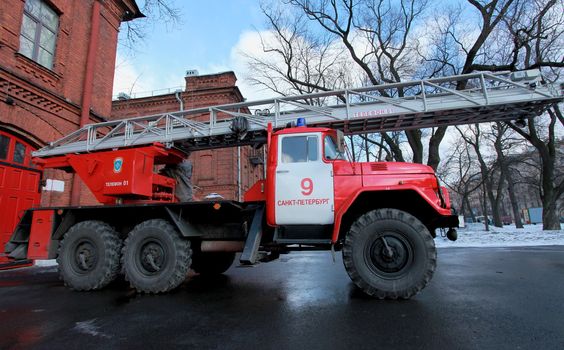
<box><xmin>34</xmin><ymin>70</ymin><xmax>562</xmax><ymax>158</ymax></box>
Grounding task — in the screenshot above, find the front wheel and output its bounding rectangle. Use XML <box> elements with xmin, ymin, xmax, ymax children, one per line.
<box><xmin>343</xmin><ymin>209</ymin><xmax>436</xmax><ymax>299</ymax></box>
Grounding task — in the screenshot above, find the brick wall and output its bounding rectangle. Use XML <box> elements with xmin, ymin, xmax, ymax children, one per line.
<box><xmin>112</xmin><ymin>72</ymin><xmax>265</xmax><ymax>200</ymax></box>
<box><xmin>0</xmin><ymin>0</ymin><xmax>141</xmax><ymax>206</ymax></box>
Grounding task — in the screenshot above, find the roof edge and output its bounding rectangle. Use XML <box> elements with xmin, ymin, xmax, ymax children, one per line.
<box><xmin>120</xmin><ymin>0</ymin><xmax>145</xmax><ymax>21</ymax></box>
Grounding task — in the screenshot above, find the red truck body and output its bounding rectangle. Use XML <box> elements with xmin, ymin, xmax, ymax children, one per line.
<box><xmin>4</xmin><ymin>124</ymin><xmax>457</xmax><ymax>299</ymax></box>
<box><xmin>4</xmin><ymin>69</ymin><xmax>561</xmax><ymax>298</ymax></box>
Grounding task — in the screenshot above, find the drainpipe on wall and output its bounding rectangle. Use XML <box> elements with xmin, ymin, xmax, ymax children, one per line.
<box><xmin>237</xmin><ymin>146</ymin><xmax>241</xmax><ymax>201</ymax></box>
<box><xmin>175</xmin><ymin>90</ymin><xmax>184</xmax><ymax>111</ymax></box>
<box><xmin>70</xmin><ymin>0</ymin><xmax>101</xmax><ymax>205</ymax></box>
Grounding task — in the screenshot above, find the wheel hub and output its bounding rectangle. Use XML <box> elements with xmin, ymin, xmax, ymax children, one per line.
<box><xmin>140</xmin><ymin>242</ymin><xmax>165</xmax><ymax>273</ymax></box>
<box><xmin>369</xmin><ymin>235</ymin><xmax>410</xmax><ymax>275</ymax></box>
<box><xmin>74</xmin><ymin>241</ymin><xmax>97</xmax><ymax>272</ymax></box>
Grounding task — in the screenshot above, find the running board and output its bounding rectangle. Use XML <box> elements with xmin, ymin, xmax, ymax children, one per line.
<box><xmin>0</xmin><ymin>258</ymin><xmax>33</xmax><ymax>270</ymax></box>
<box><xmin>274</xmin><ymin>239</ymin><xmax>332</xmax><ymax>245</ymax></box>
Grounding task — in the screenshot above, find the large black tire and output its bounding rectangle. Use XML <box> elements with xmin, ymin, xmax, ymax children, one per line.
<box><xmin>57</xmin><ymin>220</ymin><xmax>122</xmax><ymax>291</ymax></box>
<box><xmin>191</xmin><ymin>252</ymin><xmax>235</xmax><ymax>275</ymax></box>
<box><xmin>343</xmin><ymin>208</ymin><xmax>436</xmax><ymax>299</ymax></box>
<box><xmin>122</xmin><ymin>219</ymin><xmax>191</xmax><ymax>293</ymax></box>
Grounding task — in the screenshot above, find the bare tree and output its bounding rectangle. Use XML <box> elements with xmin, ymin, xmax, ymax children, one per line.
<box><xmin>242</xmin><ymin>3</ymin><xmax>354</xmax><ymax>98</ymax></box>
<box><xmin>493</xmin><ymin>0</ymin><xmax>563</xmax><ymax>229</ymax></box>
<box><xmin>418</xmin><ymin>0</ymin><xmax>518</xmax><ymax>170</ymax></box>
<box><xmin>437</xmin><ymin>137</ymin><xmax>483</xmax><ymax>221</ymax></box>
<box><xmin>120</xmin><ymin>0</ymin><xmax>182</xmax><ymax>50</ymax></box>
<box><xmin>427</xmin><ymin>0</ymin><xmax>563</xmax><ymax>229</ymax></box>
<box><xmin>246</xmin><ymin>0</ymin><xmax>427</xmax><ymax>163</ymax></box>
<box><xmin>456</xmin><ymin>124</ymin><xmax>507</xmax><ymax>227</ymax></box>
<box><xmin>250</xmin><ymin>0</ymin><xmax>530</xmax><ymax>170</ymax></box>
<box><xmin>489</xmin><ymin>122</ymin><xmax>525</xmax><ymax>228</ymax></box>
<box><xmin>248</xmin><ymin>0</ymin><xmax>562</xmax><ymax>228</ymax></box>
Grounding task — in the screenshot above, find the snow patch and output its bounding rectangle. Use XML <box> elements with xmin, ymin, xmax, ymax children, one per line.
<box><xmin>34</xmin><ymin>260</ymin><xmax>58</xmax><ymax>267</ymax></box>
<box><xmin>435</xmin><ymin>223</ymin><xmax>564</xmax><ymax>248</ymax></box>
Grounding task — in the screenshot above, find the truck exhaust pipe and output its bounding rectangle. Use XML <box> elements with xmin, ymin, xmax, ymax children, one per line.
<box><xmin>200</xmin><ymin>241</ymin><xmax>244</xmax><ymax>252</ymax></box>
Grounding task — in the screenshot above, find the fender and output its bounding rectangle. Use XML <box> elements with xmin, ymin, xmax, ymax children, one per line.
<box><xmin>331</xmin><ymin>185</ymin><xmax>452</xmax><ymax>243</ymax></box>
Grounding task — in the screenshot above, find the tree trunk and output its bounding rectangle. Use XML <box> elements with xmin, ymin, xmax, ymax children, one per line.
<box><xmin>406</xmin><ymin>130</ymin><xmax>423</xmax><ymax>164</ymax></box>
<box><xmin>494</xmin><ymin>184</ymin><xmax>505</xmax><ymax>227</ymax></box>
<box><xmin>382</xmin><ymin>133</ymin><xmax>404</xmax><ymax>162</ymax></box>
<box><xmin>505</xmin><ymin>169</ymin><xmax>524</xmax><ymax>228</ymax></box>
<box><xmin>508</xmin><ymin>111</ymin><xmax>562</xmax><ymax>230</ymax></box>
<box><xmin>485</xmin><ymin>177</ymin><xmax>504</xmax><ymax>228</ymax></box>
<box><xmin>474</xmin><ymin>146</ymin><xmax>503</xmax><ymax>228</ymax></box>
<box><xmin>541</xmin><ymin>163</ymin><xmax>561</xmax><ymax>230</ymax></box>
<box><xmin>365</xmin><ymin>135</ymin><xmax>369</xmax><ymax>162</ymax></box>
<box><xmin>481</xmin><ymin>183</ymin><xmax>489</xmax><ymax>231</ymax></box>
<box><xmin>464</xmin><ymin>196</ymin><xmax>476</xmax><ymax>222</ymax></box>
<box><xmin>427</xmin><ymin>126</ymin><xmax>448</xmax><ymax>170</ymax></box>
<box><xmin>460</xmin><ymin>193</ymin><xmax>468</xmax><ymax>217</ymax></box>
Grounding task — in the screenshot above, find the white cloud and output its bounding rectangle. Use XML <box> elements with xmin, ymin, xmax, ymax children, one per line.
<box><xmin>228</xmin><ymin>30</ymin><xmax>289</xmax><ymax>101</ymax></box>
<box><xmin>113</xmin><ymin>53</ymin><xmax>186</xmax><ymax>98</ymax></box>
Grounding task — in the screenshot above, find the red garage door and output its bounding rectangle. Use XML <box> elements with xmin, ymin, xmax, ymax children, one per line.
<box><xmin>0</xmin><ymin>131</ymin><xmax>41</xmax><ymax>265</ymax></box>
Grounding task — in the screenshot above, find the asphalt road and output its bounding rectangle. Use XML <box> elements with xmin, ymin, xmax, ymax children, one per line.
<box><xmin>1</xmin><ymin>246</ymin><xmax>563</xmax><ymax>350</ymax></box>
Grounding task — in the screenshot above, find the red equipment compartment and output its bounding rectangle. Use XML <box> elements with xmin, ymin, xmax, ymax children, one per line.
<box><xmin>36</xmin><ymin>144</ymin><xmax>184</xmax><ymax>204</ymax></box>
<box><xmin>27</xmin><ymin>210</ymin><xmax>54</xmax><ymax>260</ymax></box>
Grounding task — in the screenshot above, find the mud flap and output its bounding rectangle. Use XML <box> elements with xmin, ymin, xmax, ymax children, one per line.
<box><xmin>240</xmin><ymin>205</ymin><xmax>264</xmax><ymax>265</ymax></box>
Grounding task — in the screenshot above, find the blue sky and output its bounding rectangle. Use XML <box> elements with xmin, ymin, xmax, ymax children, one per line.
<box><xmin>113</xmin><ymin>1</ymin><xmax>267</xmax><ymax>98</ymax></box>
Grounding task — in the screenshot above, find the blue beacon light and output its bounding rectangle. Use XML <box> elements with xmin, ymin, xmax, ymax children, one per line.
<box><xmin>296</xmin><ymin>117</ymin><xmax>306</xmax><ymax>127</ymax></box>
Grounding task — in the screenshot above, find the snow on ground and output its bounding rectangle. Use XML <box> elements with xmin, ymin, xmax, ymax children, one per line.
<box><xmin>435</xmin><ymin>222</ymin><xmax>564</xmax><ymax>248</ymax></box>
<box><xmin>33</xmin><ymin>223</ymin><xmax>564</xmax><ymax>266</ymax></box>
<box><xmin>34</xmin><ymin>259</ymin><xmax>58</xmax><ymax>267</ymax></box>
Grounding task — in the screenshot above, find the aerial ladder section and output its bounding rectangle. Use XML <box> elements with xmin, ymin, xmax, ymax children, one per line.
<box><xmin>34</xmin><ymin>70</ymin><xmax>562</xmax><ymax>158</ymax></box>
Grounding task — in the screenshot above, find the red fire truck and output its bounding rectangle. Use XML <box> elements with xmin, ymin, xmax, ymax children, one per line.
<box><xmin>2</xmin><ymin>70</ymin><xmax>561</xmax><ymax>299</ymax></box>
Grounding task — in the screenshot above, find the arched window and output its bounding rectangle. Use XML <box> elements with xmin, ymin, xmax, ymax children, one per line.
<box><xmin>19</xmin><ymin>0</ymin><xmax>59</xmax><ymax>69</ymax></box>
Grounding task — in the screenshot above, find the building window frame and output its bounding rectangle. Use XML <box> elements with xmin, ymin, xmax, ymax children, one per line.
<box><xmin>19</xmin><ymin>0</ymin><xmax>59</xmax><ymax>70</ymax></box>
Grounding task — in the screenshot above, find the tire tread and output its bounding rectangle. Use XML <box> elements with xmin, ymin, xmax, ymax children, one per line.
<box><xmin>122</xmin><ymin>219</ymin><xmax>192</xmax><ymax>293</ymax></box>
<box><xmin>343</xmin><ymin>209</ymin><xmax>436</xmax><ymax>300</ymax></box>
<box><xmin>56</xmin><ymin>220</ymin><xmax>122</xmax><ymax>291</ymax></box>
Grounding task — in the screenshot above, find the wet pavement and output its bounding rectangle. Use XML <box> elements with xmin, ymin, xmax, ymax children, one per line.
<box><xmin>1</xmin><ymin>246</ymin><xmax>563</xmax><ymax>350</ymax></box>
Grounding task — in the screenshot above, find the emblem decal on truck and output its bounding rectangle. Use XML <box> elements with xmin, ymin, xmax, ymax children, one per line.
<box><xmin>113</xmin><ymin>157</ymin><xmax>123</xmax><ymax>173</ymax></box>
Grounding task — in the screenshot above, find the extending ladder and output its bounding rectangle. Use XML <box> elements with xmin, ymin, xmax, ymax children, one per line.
<box><xmin>33</xmin><ymin>70</ymin><xmax>562</xmax><ymax>157</ymax></box>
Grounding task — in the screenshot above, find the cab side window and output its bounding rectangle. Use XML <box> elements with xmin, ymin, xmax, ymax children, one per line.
<box><xmin>281</xmin><ymin>135</ymin><xmax>318</xmax><ymax>163</ymax></box>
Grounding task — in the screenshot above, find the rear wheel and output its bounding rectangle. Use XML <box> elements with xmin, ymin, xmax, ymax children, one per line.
<box><xmin>343</xmin><ymin>209</ymin><xmax>436</xmax><ymax>299</ymax></box>
<box><xmin>122</xmin><ymin>219</ymin><xmax>191</xmax><ymax>293</ymax></box>
<box><xmin>191</xmin><ymin>252</ymin><xmax>235</xmax><ymax>275</ymax></box>
<box><xmin>57</xmin><ymin>220</ymin><xmax>122</xmax><ymax>291</ymax></box>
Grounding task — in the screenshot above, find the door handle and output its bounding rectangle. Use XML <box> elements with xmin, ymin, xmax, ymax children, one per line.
<box><xmin>276</xmin><ymin>170</ymin><xmax>289</xmax><ymax>174</ymax></box>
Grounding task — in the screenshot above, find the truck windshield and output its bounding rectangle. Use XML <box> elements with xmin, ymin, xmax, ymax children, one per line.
<box><xmin>324</xmin><ymin>135</ymin><xmax>346</xmax><ymax>160</ymax></box>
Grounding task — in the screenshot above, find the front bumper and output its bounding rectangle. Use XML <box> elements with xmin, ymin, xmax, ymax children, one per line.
<box><xmin>432</xmin><ymin>214</ymin><xmax>459</xmax><ymax>229</ymax></box>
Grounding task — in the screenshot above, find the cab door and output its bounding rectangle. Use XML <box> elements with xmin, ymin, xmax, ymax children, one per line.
<box><xmin>274</xmin><ymin>133</ymin><xmax>334</xmax><ymax>225</ymax></box>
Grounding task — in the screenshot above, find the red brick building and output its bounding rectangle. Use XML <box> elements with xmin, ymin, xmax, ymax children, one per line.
<box><xmin>0</xmin><ymin>0</ymin><xmax>142</xmax><ymax>254</ymax></box>
<box><xmin>111</xmin><ymin>72</ymin><xmax>265</xmax><ymax>200</ymax></box>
